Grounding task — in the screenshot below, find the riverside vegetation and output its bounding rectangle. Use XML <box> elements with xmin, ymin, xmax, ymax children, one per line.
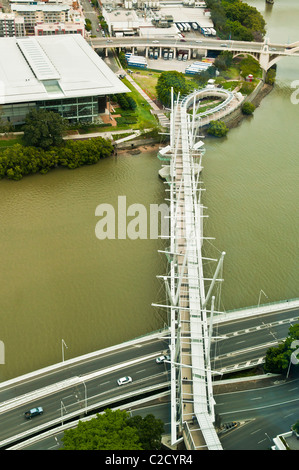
<box><xmin>0</xmin><ymin>109</ymin><xmax>114</xmax><ymax>181</ymax></box>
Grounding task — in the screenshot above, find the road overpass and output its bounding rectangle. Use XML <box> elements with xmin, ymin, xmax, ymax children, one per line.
<box><xmin>90</xmin><ymin>37</ymin><xmax>299</xmax><ymax>71</ymax></box>
<box><xmin>0</xmin><ymin>299</ymin><xmax>297</xmax><ymax>448</ymax></box>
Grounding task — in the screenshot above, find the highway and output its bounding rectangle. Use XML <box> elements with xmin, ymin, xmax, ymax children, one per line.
<box><xmin>9</xmin><ymin>373</ymin><xmax>299</xmax><ymax>450</ymax></box>
<box><xmin>214</xmin><ymin>375</ymin><xmax>299</xmax><ymax>450</ymax></box>
<box><xmin>0</xmin><ymin>336</ymin><xmax>169</xmax><ymax>402</ymax></box>
<box><xmin>0</xmin><ymin>336</ymin><xmax>170</xmax><ymax>447</ymax></box>
<box><xmin>211</xmin><ymin>307</ymin><xmax>299</xmax><ymax>373</ymax></box>
<box><xmin>1</xmin><ymin>307</ymin><xmax>298</xmax><ymax>447</ymax></box>
<box><xmin>90</xmin><ymin>36</ymin><xmax>290</xmax><ymax>55</ymax></box>
<box><xmin>9</xmin><ymin>401</ymin><xmax>172</xmax><ymax>450</ymax></box>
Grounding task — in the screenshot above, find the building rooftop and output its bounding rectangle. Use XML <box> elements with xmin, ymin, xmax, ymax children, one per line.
<box><xmin>0</xmin><ymin>35</ymin><xmax>129</xmax><ymax>105</ymax></box>
<box><xmin>11</xmin><ymin>3</ymin><xmax>70</xmax><ymax>11</ymax></box>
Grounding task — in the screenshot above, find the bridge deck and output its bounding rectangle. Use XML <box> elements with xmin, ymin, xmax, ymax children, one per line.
<box><xmin>165</xmin><ymin>94</ymin><xmax>222</xmax><ymax>449</ymax></box>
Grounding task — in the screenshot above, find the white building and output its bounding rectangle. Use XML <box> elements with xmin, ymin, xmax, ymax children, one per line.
<box><xmin>11</xmin><ymin>3</ymin><xmax>72</xmax><ymax>34</ymax></box>
<box><xmin>0</xmin><ymin>34</ymin><xmax>129</xmax><ymax>125</ymax></box>
<box><xmin>10</xmin><ymin>0</ymin><xmax>85</xmax><ymax>36</ymax></box>
<box><xmin>0</xmin><ymin>12</ymin><xmax>25</xmax><ymax>37</ymax></box>
<box><xmin>34</xmin><ymin>20</ymin><xmax>85</xmax><ymax>36</ymax></box>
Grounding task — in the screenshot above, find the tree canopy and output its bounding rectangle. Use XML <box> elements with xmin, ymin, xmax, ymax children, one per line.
<box><xmin>207</xmin><ymin>120</ymin><xmax>229</xmax><ymax>137</ymax></box>
<box><xmin>242</xmin><ymin>102</ymin><xmax>255</xmax><ymax>115</ymax></box>
<box><xmin>264</xmin><ymin>324</ymin><xmax>299</xmax><ymax>375</ymax></box>
<box><xmin>0</xmin><ymin>137</ymin><xmax>114</xmax><ymax>180</ymax></box>
<box><xmin>156</xmin><ymin>71</ymin><xmax>191</xmax><ymax>108</ymax></box>
<box><xmin>205</xmin><ymin>0</ymin><xmax>266</xmax><ymax>42</ymax></box>
<box><xmin>22</xmin><ymin>108</ymin><xmax>66</xmax><ymax>150</ymax></box>
<box><xmin>61</xmin><ymin>409</ymin><xmax>164</xmax><ymax>450</ymax></box>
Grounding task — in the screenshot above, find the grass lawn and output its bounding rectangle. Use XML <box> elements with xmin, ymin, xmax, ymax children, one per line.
<box><xmin>121</xmin><ymin>77</ymin><xmax>158</xmax><ymax>129</ymax></box>
<box><xmin>0</xmin><ymin>136</ymin><xmax>23</xmax><ymax>149</ymax></box>
<box><xmin>129</xmin><ymin>70</ymin><xmax>160</xmax><ymax>100</ymax></box>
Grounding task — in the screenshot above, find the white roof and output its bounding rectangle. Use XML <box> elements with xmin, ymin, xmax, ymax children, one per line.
<box><xmin>11</xmin><ymin>3</ymin><xmax>70</xmax><ymax>11</ymax></box>
<box><xmin>0</xmin><ymin>35</ymin><xmax>129</xmax><ymax>105</ymax></box>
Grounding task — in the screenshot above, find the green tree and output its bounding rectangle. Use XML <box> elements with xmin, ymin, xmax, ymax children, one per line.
<box><xmin>61</xmin><ymin>409</ymin><xmax>142</xmax><ymax>450</ymax></box>
<box><xmin>293</xmin><ymin>420</ymin><xmax>299</xmax><ymax>434</ymax></box>
<box><xmin>127</xmin><ymin>414</ymin><xmax>164</xmax><ymax>450</ymax></box>
<box><xmin>0</xmin><ymin>136</ymin><xmax>114</xmax><ymax>180</ymax></box>
<box><xmin>85</xmin><ymin>19</ymin><xmax>92</xmax><ymax>32</ymax></box>
<box><xmin>264</xmin><ymin>324</ymin><xmax>299</xmax><ymax>375</ymax></box>
<box><xmin>22</xmin><ymin>108</ymin><xmax>66</xmax><ymax>150</ymax></box>
<box><xmin>61</xmin><ymin>409</ymin><xmax>164</xmax><ymax>450</ymax></box>
<box><xmin>242</xmin><ymin>102</ymin><xmax>256</xmax><ymax>115</ymax></box>
<box><xmin>265</xmin><ymin>65</ymin><xmax>277</xmax><ymax>86</ymax></box>
<box><xmin>156</xmin><ymin>71</ymin><xmax>190</xmax><ymax>107</ymax></box>
<box><xmin>207</xmin><ymin>120</ymin><xmax>229</xmax><ymax>137</ymax></box>
<box><xmin>214</xmin><ymin>51</ymin><xmax>233</xmax><ymax>71</ymax></box>
<box><xmin>206</xmin><ymin>0</ymin><xmax>265</xmax><ymax>41</ymax></box>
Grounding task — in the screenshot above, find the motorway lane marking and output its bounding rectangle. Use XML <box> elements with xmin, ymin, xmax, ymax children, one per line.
<box><xmin>250</xmin><ymin>428</ymin><xmax>261</xmax><ymax>435</ymax></box>
<box><xmin>284</xmin><ymin>412</ymin><xmax>295</xmax><ymax>419</ymax></box>
<box><xmin>219</xmin><ymin>395</ymin><xmax>299</xmax><ymax>415</ymax></box>
<box><xmin>257</xmin><ymin>438</ymin><xmax>267</xmax><ymax>445</ymax></box>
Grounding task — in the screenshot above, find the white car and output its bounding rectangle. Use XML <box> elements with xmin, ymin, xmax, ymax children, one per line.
<box><xmin>152</xmin><ymin>40</ymin><xmax>159</xmax><ymax>43</ymax></box>
<box><xmin>195</xmin><ymin>40</ymin><xmax>203</xmax><ymax>43</ymax></box>
<box><xmin>117</xmin><ymin>376</ymin><xmax>132</xmax><ymax>386</ymax></box>
<box><xmin>156</xmin><ymin>355</ymin><xmax>170</xmax><ymax>364</ymax></box>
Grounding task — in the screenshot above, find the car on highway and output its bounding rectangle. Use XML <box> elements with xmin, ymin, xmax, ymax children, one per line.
<box><xmin>117</xmin><ymin>376</ymin><xmax>132</xmax><ymax>386</ymax></box>
<box><xmin>156</xmin><ymin>355</ymin><xmax>170</xmax><ymax>364</ymax></box>
<box><xmin>106</xmin><ymin>39</ymin><xmax>113</xmax><ymax>43</ymax></box>
<box><xmin>221</xmin><ymin>43</ymin><xmax>228</xmax><ymax>47</ymax></box>
<box><xmin>24</xmin><ymin>407</ymin><xmax>43</xmax><ymax>419</ymax></box>
<box><xmin>152</xmin><ymin>40</ymin><xmax>159</xmax><ymax>43</ymax></box>
<box><xmin>195</xmin><ymin>40</ymin><xmax>203</xmax><ymax>43</ymax></box>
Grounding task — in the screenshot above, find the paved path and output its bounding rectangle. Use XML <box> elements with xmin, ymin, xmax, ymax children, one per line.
<box><xmin>123</xmin><ymin>72</ymin><xmax>170</xmax><ymax>129</ymax></box>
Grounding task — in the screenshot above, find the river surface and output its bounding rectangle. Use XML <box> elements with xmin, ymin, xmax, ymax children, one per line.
<box><xmin>0</xmin><ymin>0</ymin><xmax>298</xmax><ymax>381</ymax></box>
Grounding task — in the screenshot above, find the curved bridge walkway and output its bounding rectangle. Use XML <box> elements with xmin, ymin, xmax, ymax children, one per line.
<box><xmin>157</xmin><ymin>89</ymin><xmax>225</xmax><ymax>450</ymax></box>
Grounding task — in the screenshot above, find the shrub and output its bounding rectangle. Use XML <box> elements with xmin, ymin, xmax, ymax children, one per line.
<box><xmin>207</xmin><ymin>120</ymin><xmax>229</xmax><ymax>137</ymax></box>
<box><xmin>242</xmin><ymin>102</ymin><xmax>256</xmax><ymax>115</ymax></box>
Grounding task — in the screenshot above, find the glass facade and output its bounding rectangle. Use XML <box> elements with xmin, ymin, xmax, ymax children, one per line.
<box><xmin>40</xmin><ymin>96</ymin><xmax>101</xmax><ymax>123</ymax></box>
<box><xmin>1</xmin><ymin>95</ymin><xmax>106</xmax><ymax>125</ymax></box>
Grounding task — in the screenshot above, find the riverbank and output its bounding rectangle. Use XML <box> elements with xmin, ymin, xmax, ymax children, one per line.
<box><xmin>196</xmin><ymin>81</ymin><xmax>274</xmax><ymax>136</ymax></box>
<box><xmin>116</xmin><ymin>141</ymin><xmax>161</xmax><ymax>156</ymax></box>
<box><xmin>221</xmin><ymin>82</ymin><xmax>274</xmax><ymax>131</ymax></box>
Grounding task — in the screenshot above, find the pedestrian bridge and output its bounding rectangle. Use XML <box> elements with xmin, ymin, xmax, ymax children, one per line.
<box><xmin>154</xmin><ymin>88</ymin><xmax>226</xmax><ymax>450</ymax></box>
<box><xmin>155</xmin><ymin>82</ymin><xmax>299</xmax><ymax>449</ymax></box>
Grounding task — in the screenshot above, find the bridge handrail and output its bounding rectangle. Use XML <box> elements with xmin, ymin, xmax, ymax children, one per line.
<box><xmin>180</xmin><ymin>87</ymin><xmax>235</xmax><ymax>121</ymax></box>
<box><xmin>0</xmin><ymin>327</ymin><xmax>168</xmax><ymax>392</ymax></box>
<box><xmin>0</xmin><ymin>382</ymin><xmax>169</xmax><ymax>449</ymax></box>
<box><xmin>225</xmin><ymin>297</ymin><xmax>299</xmax><ymax>314</ymax></box>
<box><xmin>0</xmin><ymin>352</ymin><xmax>161</xmax><ymax>414</ymax></box>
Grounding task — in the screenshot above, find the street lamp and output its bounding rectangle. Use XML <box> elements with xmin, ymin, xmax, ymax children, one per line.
<box><xmin>82</xmin><ymin>380</ymin><xmax>88</xmax><ymax>414</ymax></box>
<box><xmin>62</xmin><ymin>339</ymin><xmax>68</xmax><ymax>362</ymax></box>
<box><xmin>258</xmin><ymin>289</ymin><xmax>268</xmax><ymax>308</ymax></box>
